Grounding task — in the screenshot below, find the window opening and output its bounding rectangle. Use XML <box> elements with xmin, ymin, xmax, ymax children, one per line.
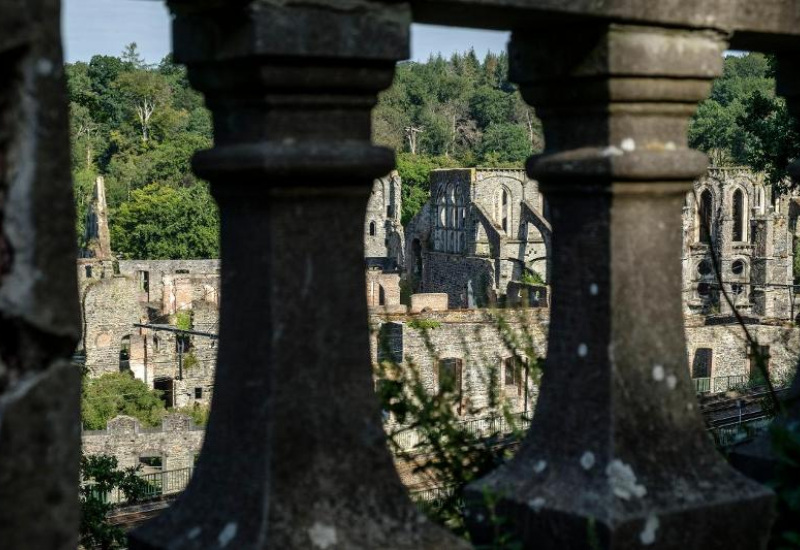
<box><xmin>749</xmin><ymin>345</ymin><xmax>770</xmax><ymax>386</ymax></box>
<box><xmin>85</xmin><ymin>265</ymin><xmax>93</xmax><ymax>278</ymax></box>
<box><xmin>369</xmin><ymin>221</ymin><xmax>376</xmax><ymax>236</ymax></box>
<box><xmin>138</xmin><ymin>455</ymin><xmax>163</xmax><ymax>474</ymax></box>
<box><xmin>438</xmin><ymin>358</ymin><xmax>463</xmax><ymax>414</ymax></box>
<box><xmin>154</xmin><ymin>377</ymin><xmax>174</xmax><ymax>408</ymax></box>
<box><xmin>195</xmin><ymin>387</ymin><xmax>203</xmax><ymax>399</ymax></box>
<box><xmin>504</xmin><ymin>356</ymin><xmax>523</xmax><ymax>396</ymax></box>
<box><xmin>732</xmin><ymin>259</ymin><xmax>745</xmax><ymax>275</ymax></box>
<box><xmin>119</xmin><ymin>335</ymin><xmax>131</xmax><ymax>372</ymax></box>
<box><xmin>138</xmin><ymin>270</ymin><xmax>150</xmax><ymax>293</ymax></box>
<box><xmin>732</xmin><ymin>189</ymin><xmax>745</xmax><ymax>241</ymax></box>
<box><xmin>698</xmin><ymin>190</ymin><xmax>712</xmax><ymax>244</ymax></box>
<box><xmin>692</xmin><ymin>348</ymin><xmax>712</xmax><ymax>378</ymax></box>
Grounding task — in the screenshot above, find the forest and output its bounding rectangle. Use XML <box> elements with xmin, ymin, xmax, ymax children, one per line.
<box><xmin>67</xmin><ymin>47</ymin><xmax>797</xmax><ymax>258</ymax></box>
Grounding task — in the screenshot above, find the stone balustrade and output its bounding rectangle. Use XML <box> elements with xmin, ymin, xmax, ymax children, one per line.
<box><xmin>1</xmin><ymin>0</ymin><xmax>800</xmax><ymax>549</ymax></box>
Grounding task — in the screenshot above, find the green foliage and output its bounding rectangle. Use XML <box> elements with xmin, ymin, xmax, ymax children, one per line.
<box><xmin>80</xmin><ymin>454</ymin><xmax>150</xmax><ymax>549</ymax></box>
<box><xmin>182</xmin><ymin>351</ymin><xmax>198</xmax><ymax>371</ymax></box>
<box><xmin>479</xmin><ymin>123</ymin><xmax>532</xmax><ymax>167</ymax></box>
<box><xmin>110</xmin><ymin>183</ymin><xmax>219</xmax><ymax>259</ymax></box>
<box><xmin>520</xmin><ymin>270</ymin><xmax>544</xmax><ymax>286</ymax></box>
<box><xmin>407</xmin><ymin>318</ymin><xmax>442</xmax><ymax>330</ymax></box>
<box><xmin>375</xmin><ymin>310</ymin><xmax>543</xmax><ymax>543</ymax></box>
<box><xmin>396</xmin><ymin>152</ymin><xmax>460</xmax><ymax>225</ymax></box>
<box><xmin>374</xmin><ymin>51</ymin><xmax>542</xmax><ymax>165</ymax></box>
<box><xmin>793</xmin><ymin>240</ymin><xmax>800</xmax><ymax>285</ymax></box>
<box><xmin>770</xmin><ymin>422</ymin><xmax>800</xmax><ymax>549</ymax></box>
<box><xmin>173</xmin><ymin>403</ymin><xmax>211</xmax><ymax>427</ymax></box>
<box><xmin>690</xmin><ymin>52</ymin><xmax>800</xmax><ymax>185</ymax></box>
<box><xmin>82</xmin><ymin>372</ymin><xmax>166</xmax><ymax>430</ymax></box>
<box><xmin>67</xmin><ymin>45</ymin><xmax>216</xmax><ymax>259</ymax></box>
<box><xmin>175</xmin><ymin>311</ymin><xmax>193</xmax><ymax>331</ymax></box>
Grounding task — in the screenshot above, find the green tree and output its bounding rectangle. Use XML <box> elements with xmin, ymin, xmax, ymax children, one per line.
<box><xmin>396</xmin><ymin>153</ymin><xmax>459</xmax><ymax>225</ymax></box>
<box><xmin>737</xmin><ymin>91</ymin><xmax>800</xmax><ymax>187</ymax></box>
<box><xmin>80</xmin><ymin>454</ymin><xmax>150</xmax><ymax>549</ymax></box>
<box><xmin>82</xmin><ymin>372</ymin><xmax>167</xmax><ymax>430</ymax></box>
<box><xmin>110</xmin><ymin>183</ymin><xmax>220</xmax><ymax>259</ymax></box>
<box><xmin>479</xmin><ymin>123</ymin><xmax>532</xmax><ymax>166</ymax></box>
<box><xmin>115</xmin><ymin>69</ymin><xmax>172</xmax><ymax>142</ymax></box>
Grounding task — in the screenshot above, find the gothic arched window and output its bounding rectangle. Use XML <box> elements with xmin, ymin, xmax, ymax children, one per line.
<box><xmin>495</xmin><ymin>188</ymin><xmax>512</xmax><ymax>235</ymax></box>
<box><xmin>698</xmin><ymin>189</ymin><xmax>713</xmax><ymax>244</ymax></box>
<box><xmin>732</xmin><ymin>188</ymin><xmax>746</xmax><ymax>242</ymax></box>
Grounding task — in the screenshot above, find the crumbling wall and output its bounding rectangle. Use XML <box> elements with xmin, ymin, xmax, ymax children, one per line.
<box><xmin>81</xmin><ymin>276</ymin><xmax>143</xmax><ymax>376</ymax></box>
<box><xmin>370</xmin><ymin>309</ymin><xmax>550</xmax><ymax>419</ymax></box>
<box><xmin>82</xmin><ymin>414</ymin><xmax>204</xmax><ymax>471</ymax></box>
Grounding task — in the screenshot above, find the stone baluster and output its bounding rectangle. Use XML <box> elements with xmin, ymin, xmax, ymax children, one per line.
<box><xmin>0</xmin><ymin>0</ymin><xmax>82</xmax><ymax>548</ymax></box>
<box><xmin>130</xmin><ymin>2</ymin><xmax>466</xmax><ymax>548</ymax></box>
<box><xmin>465</xmin><ymin>25</ymin><xmax>775</xmax><ymax>548</ymax></box>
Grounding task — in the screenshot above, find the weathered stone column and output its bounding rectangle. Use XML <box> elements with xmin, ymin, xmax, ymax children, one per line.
<box><xmin>0</xmin><ymin>0</ymin><xmax>82</xmax><ymax>548</ymax></box>
<box><xmin>465</xmin><ymin>25</ymin><xmax>775</xmax><ymax>549</ymax></box>
<box><xmin>130</xmin><ymin>2</ymin><xmax>465</xmax><ymax>548</ymax></box>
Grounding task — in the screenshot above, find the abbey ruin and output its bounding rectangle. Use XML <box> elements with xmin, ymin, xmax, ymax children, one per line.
<box><xmin>79</xmin><ymin>163</ymin><xmax>800</xmax><ymax>472</ymax></box>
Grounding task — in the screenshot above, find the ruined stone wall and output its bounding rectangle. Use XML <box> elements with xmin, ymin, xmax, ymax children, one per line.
<box><xmin>174</xmin><ymin>301</ymin><xmax>218</xmax><ymax>407</ymax></box>
<box><xmin>80</xmin><ymin>260</ymin><xmax>220</xmax><ymax>408</ymax></box>
<box><xmin>82</xmin><ymin>415</ymin><xmax>204</xmax><ymax>471</ymax></box>
<box><xmin>685</xmin><ymin>322</ymin><xmax>800</xmax><ymax>387</ymax></box>
<box><xmin>370</xmin><ymin>309</ymin><xmax>550</xmax><ymax>419</ymax></box>
<box><xmin>118</xmin><ymin>259</ymin><xmax>220</xmax><ymax>308</ymax></box>
<box><xmin>682</xmin><ymin>167</ymin><xmax>792</xmax><ymax>319</ymax></box>
<box><xmin>366</xmin><ymin>269</ymin><xmax>403</xmax><ymax>310</ymax></box>
<box><xmin>81</xmin><ymin>276</ymin><xmax>145</xmax><ymax>376</ymax></box>
<box><xmin>409</xmin><ymin>168</ymin><xmax>550</xmax><ymax>305</ymax></box>
<box><xmin>422</xmin><ymin>251</ymin><xmax>495</xmax><ymax>308</ymax></box>
<box><xmin>365</xmin><ymin>173</ymin><xmax>404</xmax><ymax>270</ymax></box>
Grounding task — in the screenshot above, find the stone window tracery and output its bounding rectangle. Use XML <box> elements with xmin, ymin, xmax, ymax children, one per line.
<box><xmin>434</xmin><ymin>183</ymin><xmax>466</xmax><ymax>253</ymax></box>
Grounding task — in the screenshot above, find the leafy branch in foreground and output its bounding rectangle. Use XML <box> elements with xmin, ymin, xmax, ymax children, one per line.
<box><xmin>374</xmin><ymin>310</ymin><xmax>542</xmax><ymax>543</ymax></box>
<box><xmin>80</xmin><ymin>454</ymin><xmax>150</xmax><ymax>550</ymax></box>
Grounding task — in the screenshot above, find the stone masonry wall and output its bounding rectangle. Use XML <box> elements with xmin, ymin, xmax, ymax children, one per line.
<box><xmin>81</xmin><ymin>276</ymin><xmax>145</xmax><ymax>376</ymax></box>
<box><xmin>82</xmin><ymin>415</ymin><xmax>204</xmax><ymax>471</ymax></box>
<box><xmin>370</xmin><ymin>308</ymin><xmax>550</xmax><ymax>419</ymax></box>
<box><xmin>422</xmin><ymin>251</ymin><xmax>495</xmax><ymax>308</ymax></box>
<box><xmin>685</xmin><ymin>321</ymin><xmax>800</xmax><ymax>387</ymax></box>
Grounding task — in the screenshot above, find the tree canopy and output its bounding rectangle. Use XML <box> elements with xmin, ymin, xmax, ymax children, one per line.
<box><xmin>67</xmin><ymin>44</ymin><xmax>217</xmax><ymax>259</ymax></box>
<box><xmin>82</xmin><ymin>372</ymin><xmax>166</xmax><ymax>430</ymax></box>
<box><xmin>68</xmin><ymin>48</ymin><xmax>800</xmax><ymax>246</ymax></box>
<box><xmin>689</xmin><ymin>52</ymin><xmax>800</xmax><ymax>186</ymax></box>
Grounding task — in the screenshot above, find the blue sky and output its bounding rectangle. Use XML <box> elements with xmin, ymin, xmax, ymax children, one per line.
<box><xmin>62</xmin><ymin>0</ymin><xmax>510</xmax><ymax>64</ymax></box>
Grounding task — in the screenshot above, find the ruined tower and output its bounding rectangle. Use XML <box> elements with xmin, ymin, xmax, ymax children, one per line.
<box><xmin>81</xmin><ymin>176</ymin><xmax>112</xmax><ymax>260</ymax></box>
<box><xmin>77</xmin><ymin>176</ymin><xmax>115</xmax><ymax>285</ymax></box>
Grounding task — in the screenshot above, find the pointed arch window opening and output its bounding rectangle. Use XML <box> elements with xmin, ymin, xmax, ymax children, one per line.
<box><xmin>732</xmin><ymin>188</ymin><xmax>747</xmax><ymax>242</ymax></box>
<box><xmin>756</xmin><ymin>187</ymin><xmax>766</xmax><ymax>215</ymax></box>
<box><xmin>436</xmin><ymin>183</ymin><xmax>466</xmax><ymax>253</ymax></box>
<box><xmin>698</xmin><ymin>189</ymin><xmax>713</xmax><ymax>244</ymax></box>
<box><xmin>495</xmin><ymin>188</ymin><xmax>511</xmax><ymax>235</ymax></box>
